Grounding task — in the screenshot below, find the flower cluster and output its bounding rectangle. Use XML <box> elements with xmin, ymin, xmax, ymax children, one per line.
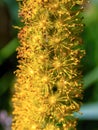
<box><xmin>12</xmin><ymin>0</ymin><xmax>85</xmax><ymax>130</ymax></box>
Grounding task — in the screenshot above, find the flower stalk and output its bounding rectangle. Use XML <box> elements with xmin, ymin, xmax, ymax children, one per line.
<box><xmin>12</xmin><ymin>0</ymin><xmax>85</xmax><ymax>130</ymax></box>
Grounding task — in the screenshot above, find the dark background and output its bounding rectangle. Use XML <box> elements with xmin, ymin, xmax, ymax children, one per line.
<box><xmin>0</xmin><ymin>0</ymin><xmax>98</xmax><ymax>129</ymax></box>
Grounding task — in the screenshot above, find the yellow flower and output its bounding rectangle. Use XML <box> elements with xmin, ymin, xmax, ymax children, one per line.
<box><xmin>12</xmin><ymin>0</ymin><xmax>85</xmax><ymax>130</ymax></box>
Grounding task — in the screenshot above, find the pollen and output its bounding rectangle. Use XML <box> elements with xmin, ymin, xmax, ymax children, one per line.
<box><xmin>53</xmin><ymin>60</ymin><xmax>61</xmax><ymax>69</ymax></box>
<box><xmin>41</xmin><ymin>76</ymin><xmax>49</xmax><ymax>84</ymax></box>
<box><xmin>48</xmin><ymin>95</ymin><xmax>57</xmax><ymax>105</ymax></box>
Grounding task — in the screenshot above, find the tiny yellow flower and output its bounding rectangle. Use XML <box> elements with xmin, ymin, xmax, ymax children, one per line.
<box><xmin>12</xmin><ymin>0</ymin><xmax>85</xmax><ymax>130</ymax></box>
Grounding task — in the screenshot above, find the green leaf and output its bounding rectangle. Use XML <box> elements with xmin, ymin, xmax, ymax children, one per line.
<box><xmin>0</xmin><ymin>73</ymin><xmax>14</xmax><ymax>96</ymax></box>
<box><xmin>0</xmin><ymin>38</ymin><xmax>19</xmax><ymax>64</ymax></box>
<box><xmin>84</xmin><ymin>67</ymin><xmax>98</xmax><ymax>89</ymax></box>
<box><xmin>75</xmin><ymin>103</ymin><xmax>98</xmax><ymax>120</ymax></box>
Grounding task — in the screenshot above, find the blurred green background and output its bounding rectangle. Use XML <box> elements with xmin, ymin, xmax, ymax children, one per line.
<box><xmin>0</xmin><ymin>0</ymin><xmax>98</xmax><ymax>129</ymax></box>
